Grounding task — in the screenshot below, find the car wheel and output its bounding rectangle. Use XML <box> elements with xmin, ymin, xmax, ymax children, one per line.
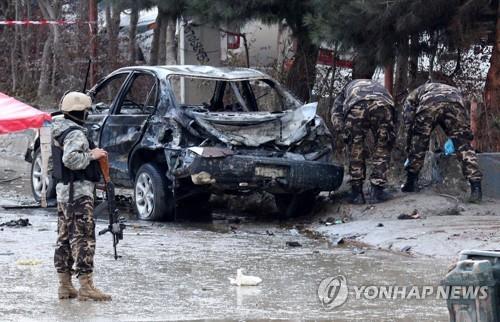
<box><xmin>31</xmin><ymin>148</ymin><xmax>56</xmax><ymax>202</ymax></box>
<box><xmin>134</xmin><ymin>163</ymin><xmax>174</xmax><ymax>221</ymax></box>
<box><xmin>274</xmin><ymin>191</ymin><xmax>318</xmax><ymax>219</ymax></box>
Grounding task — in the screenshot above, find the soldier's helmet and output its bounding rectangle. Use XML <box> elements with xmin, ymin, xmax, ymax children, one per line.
<box><xmin>60</xmin><ymin>92</ymin><xmax>92</xmax><ymax>112</ymax></box>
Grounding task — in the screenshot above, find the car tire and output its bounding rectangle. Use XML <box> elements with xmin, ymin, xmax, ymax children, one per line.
<box><xmin>134</xmin><ymin>163</ymin><xmax>174</xmax><ymax>221</ymax></box>
<box><xmin>274</xmin><ymin>191</ymin><xmax>318</xmax><ymax>219</ymax></box>
<box><xmin>30</xmin><ymin>148</ymin><xmax>56</xmax><ymax>202</ymax></box>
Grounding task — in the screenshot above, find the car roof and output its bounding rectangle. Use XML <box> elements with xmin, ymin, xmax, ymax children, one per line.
<box><xmin>115</xmin><ymin>65</ymin><xmax>271</xmax><ymax>81</ymax></box>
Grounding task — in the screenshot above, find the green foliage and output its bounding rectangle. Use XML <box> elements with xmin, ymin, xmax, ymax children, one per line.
<box><xmin>188</xmin><ymin>0</ymin><xmax>316</xmax><ymax>34</ymax></box>
<box><xmin>307</xmin><ymin>0</ymin><xmax>494</xmax><ymax>68</ymax></box>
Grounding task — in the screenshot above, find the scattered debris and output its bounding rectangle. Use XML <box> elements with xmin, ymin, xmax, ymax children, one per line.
<box><xmin>332</xmin><ymin>237</ymin><xmax>345</xmax><ymax>245</ymax></box>
<box><xmin>397</xmin><ymin>209</ymin><xmax>421</xmax><ymax>220</ymax></box>
<box><xmin>319</xmin><ymin>217</ymin><xmax>346</xmax><ymax>226</ymax></box>
<box><xmin>16</xmin><ymin>259</ymin><xmax>42</xmax><ymax>266</ymax></box>
<box><xmin>362</xmin><ymin>205</ymin><xmax>375</xmax><ymax>212</ymax></box>
<box><xmin>0</xmin><ymin>252</ymin><xmax>14</xmax><ymax>256</ymax></box>
<box><xmin>377</xmin><ymin>223</ymin><xmax>384</xmax><ymax>227</ymax></box>
<box><xmin>0</xmin><ymin>218</ymin><xmax>31</xmax><ymax>227</ymax></box>
<box><xmin>438</xmin><ymin>206</ymin><xmax>463</xmax><ymax>216</ymax></box>
<box><xmin>2</xmin><ymin>201</ymin><xmax>56</xmax><ymax>209</ymax></box>
<box><xmin>229</xmin><ymin>269</ymin><xmax>262</xmax><ymax>286</ymax></box>
<box><xmin>400</xmin><ymin>246</ymin><xmax>412</xmax><ymax>253</ymax></box>
<box><xmin>266</xmin><ymin>230</ymin><xmax>274</xmax><ymax>236</ymax></box>
<box><xmin>0</xmin><ymin>176</ymin><xmax>21</xmax><ymax>183</ymax></box>
<box><xmin>351</xmin><ymin>248</ymin><xmax>365</xmax><ymax>255</ymax></box>
<box><xmin>286</xmin><ymin>241</ymin><xmax>302</xmax><ymax>247</ymax></box>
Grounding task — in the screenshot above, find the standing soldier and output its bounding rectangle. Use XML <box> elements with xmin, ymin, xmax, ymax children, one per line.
<box><xmin>401</xmin><ymin>82</ymin><xmax>482</xmax><ymax>202</ymax></box>
<box><xmin>331</xmin><ymin>79</ymin><xmax>396</xmax><ymax>204</ymax></box>
<box><xmin>401</xmin><ymin>83</ymin><xmax>482</xmax><ymax>202</ymax></box>
<box><xmin>52</xmin><ymin>92</ymin><xmax>112</xmax><ymax>301</ymax></box>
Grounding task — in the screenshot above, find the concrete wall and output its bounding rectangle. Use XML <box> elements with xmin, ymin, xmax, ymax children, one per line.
<box><xmin>478</xmin><ymin>153</ymin><xmax>500</xmax><ymax>199</ymax></box>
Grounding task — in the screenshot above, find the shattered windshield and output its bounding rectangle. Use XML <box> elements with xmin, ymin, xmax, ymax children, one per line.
<box><xmin>168</xmin><ymin>75</ymin><xmax>301</xmax><ymax>113</ymax></box>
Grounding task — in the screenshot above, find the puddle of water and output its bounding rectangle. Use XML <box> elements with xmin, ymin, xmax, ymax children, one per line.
<box><xmin>0</xmin><ymin>209</ymin><xmax>450</xmax><ymax>321</ymax></box>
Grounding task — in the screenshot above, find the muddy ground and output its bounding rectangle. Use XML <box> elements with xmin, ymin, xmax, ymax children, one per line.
<box><xmin>0</xmin><ymin>130</ymin><xmax>498</xmax><ymax>321</ymax></box>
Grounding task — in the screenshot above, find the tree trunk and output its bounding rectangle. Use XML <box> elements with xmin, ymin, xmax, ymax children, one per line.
<box><xmin>395</xmin><ymin>38</ymin><xmax>409</xmax><ymax>102</ymax></box>
<box><xmin>158</xmin><ymin>11</ymin><xmax>167</xmax><ymax>65</ymax></box>
<box><xmin>352</xmin><ymin>48</ymin><xmax>377</xmax><ymax>79</ymax></box>
<box><xmin>483</xmin><ymin>1</ymin><xmax>500</xmax><ymax>152</ymax></box>
<box><xmin>37</xmin><ymin>33</ymin><xmax>53</xmax><ymax>99</ymax></box>
<box><xmin>21</xmin><ymin>1</ymin><xmax>32</xmax><ymax>92</ymax></box>
<box><xmin>408</xmin><ymin>34</ymin><xmax>419</xmax><ymax>89</ymax></box>
<box><xmin>38</xmin><ymin>0</ymin><xmax>61</xmax><ymax>100</ymax></box>
<box><xmin>10</xmin><ymin>0</ymin><xmax>19</xmax><ymax>93</ymax></box>
<box><xmin>165</xmin><ymin>15</ymin><xmax>177</xmax><ymax>65</ymax></box>
<box><xmin>105</xmin><ymin>3</ymin><xmax>121</xmax><ymax>72</ymax></box>
<box><xmin>128</xmin><ymin>5</ymin><xmax>139</xmax><ymax>64</ymax></box>
<box><xmin>285</xmin><ymin>31</ymin><xmax>318</xmax><ymax>102</ymax></box>
<box><xmin>150</xmin><ymin>13</ymin><xmax>162</xmax><ymax>65</ymax></box>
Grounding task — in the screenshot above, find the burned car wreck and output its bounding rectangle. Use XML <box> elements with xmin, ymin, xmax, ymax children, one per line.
<box><xmin>26</xmin><ymin>65</ymin><xmax>343</xmax><ymax>220</ymax></box>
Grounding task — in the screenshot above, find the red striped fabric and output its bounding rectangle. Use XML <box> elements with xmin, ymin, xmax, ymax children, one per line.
<box><xmin>0</xmin><ymin>93</ymin><xmax>52</xmax><ymax>134</ymax></box>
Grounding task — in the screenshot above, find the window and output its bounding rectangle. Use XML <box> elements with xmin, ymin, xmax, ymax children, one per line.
<box><xmin>247</xmin><ymin>79</ymin><xmax>284</xmax><ymax>112</ymax></box>
<box><xmin>92</xmin><ymin>73</ymin><xmax>128</xmax><ymax>114</ymax></box>
<box><xmin>169</xmin><ymin>76</ymin><xmax>216</xmax><ymax>107</ymax></box>
<box><xmin>118</xmin><ymin>73</ymin><xmax>157</xmax><ymax>115</ymax></box>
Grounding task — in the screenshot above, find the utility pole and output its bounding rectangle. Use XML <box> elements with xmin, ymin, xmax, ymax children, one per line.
<box><xmin>89</xmin><ymin>0</ymin><xmax>98</xmax><ymax>87</ymax></box>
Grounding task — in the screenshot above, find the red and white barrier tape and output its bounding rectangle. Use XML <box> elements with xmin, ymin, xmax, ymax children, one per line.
<box><xmin>0</xmin><ymin>20</ymin><xmax>96</xmax><ymax>26</ymax></box>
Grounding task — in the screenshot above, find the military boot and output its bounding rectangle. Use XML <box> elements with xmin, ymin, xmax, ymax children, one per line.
<box><xmin>469</xmin><ymin>180</ymin><xmax>482</xmax><ymax>203</ymax></box>
<box><xmin>369</xmin><ymin>184</ymin><xmax>392</xmax><ymax>203</ymax></box>
<box><xmin>401</xmin><ymin>172</ymin><xmax>418</xmax><ymax>192</ymax></box>
<box><xmin>348</xmin><ymin>183</ymin><xmax>366</xmax><ymax>205</ymax></box>
<box><xmin>58</xmin><ymin>273</ymin><xmax>78</xmax><ymax>299</ymax></box>
<box><xmin>78</xmin><ymin>273</ymin><xmax>112</xmax><ymax>301</ymax></box>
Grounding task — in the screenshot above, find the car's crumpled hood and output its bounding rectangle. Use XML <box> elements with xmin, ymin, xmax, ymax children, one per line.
<box><xmin>189</xmin><ymin>103</ymin><xmax>318</xmax><ymax>147</ymax></box>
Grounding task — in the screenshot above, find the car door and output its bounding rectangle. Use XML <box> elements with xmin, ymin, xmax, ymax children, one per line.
<box><xmin>99</xmin><ymin>71</ymin><xmax>159</xmax><ymax>185</ymax></box>
<box><xmin>85</xmin><ymin>72</ymin><xmax>131</xmax><ymax>146</ymax></box>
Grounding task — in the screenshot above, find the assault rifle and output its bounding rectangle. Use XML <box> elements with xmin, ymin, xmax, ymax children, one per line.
<box><xmin>98</xmin><ymin>155</ymin><xmax>126</xmax><ymax>260</ymax></box>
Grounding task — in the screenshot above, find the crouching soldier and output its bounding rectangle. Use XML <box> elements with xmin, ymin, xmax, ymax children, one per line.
<box><xmin>52</xmin><ymin>92</ymin><xmax>112</xmax><ymax>301</ymax></box>
<box><xmin>401</xmin><ymin>82</ymin><xmax>482</xmax><ymax>202</ymax></box>
<box><xmin>331</xmin><ymin>80</ymin><xmax>396</xmax><ymax>204</ymax></box>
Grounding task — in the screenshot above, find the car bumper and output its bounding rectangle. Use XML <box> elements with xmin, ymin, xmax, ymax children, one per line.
<box><xmin>185</xmin><ymin>154</ymin><xmax>343</xmax><ymax>193</ymax></box>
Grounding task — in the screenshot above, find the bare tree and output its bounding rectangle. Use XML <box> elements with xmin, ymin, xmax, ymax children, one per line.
<box><xmin>37</xmin><ymin>0</ymin><xmax>62</xmax><ymax>100</ymax></box>
<box><xmin>165</xmin><ymin>16</ymin><xmax>177</xmax><ymax>65</ymax></box>
<box><xmin>105</xmin><ymin>2</ymin><xmax>122</xmax><ymax>72</ymax></box>
<box><xmin>128</xmin><ymin>4</ymin><xmax>139</xmax><ymax>64</ymax></box>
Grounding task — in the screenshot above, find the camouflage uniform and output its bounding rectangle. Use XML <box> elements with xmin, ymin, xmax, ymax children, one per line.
<box><xmin>403</xmin><ymin>83</ymin><xmax>482</xmax><ymax>182</ymax></box>
<box><xmin>332</xmin><ymin>79</ymin><xmax>396</xmax><ymax>187</ymax></box>
<box><xmin>52</xmin><ymin>118</ymin><xmax>96</xmax><ymax>276</ymax></box>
